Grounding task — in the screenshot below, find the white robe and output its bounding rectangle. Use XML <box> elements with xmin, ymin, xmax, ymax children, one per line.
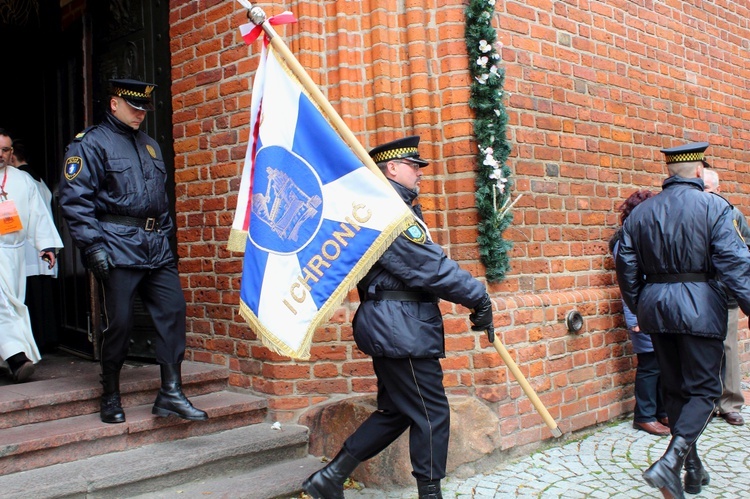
<box><xmin>0</xmin><ymin>166</ymin><xmax>63</xmax><ymax>364</ymax></box>
<box><xmin>23</xmin><ymin>177</ymin><xmax>58</xmax><ymax>277</ymax></box>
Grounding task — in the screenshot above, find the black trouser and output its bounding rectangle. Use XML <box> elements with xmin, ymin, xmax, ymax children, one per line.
<box><xmin>100</xmin><ymin>265</ymin><xmax>186</xmax><ymax>368</ymax></box>
<box><xmin>633</xmin><ymin>351</ymin><xmax>667</xmax><ymax>423</ymax></box>
<box><xmin>650</xmin><ymin>333</ymin><xmax>724</xmax><ymax>443</ymax></box>
<box><xmin>343</xmin><ymin>356</ymin><xmax>450</xmax><ymax>482</ymax></box>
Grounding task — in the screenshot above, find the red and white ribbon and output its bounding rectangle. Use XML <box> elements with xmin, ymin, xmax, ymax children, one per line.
<box><xmin>240</xmin><ymin>11</ymin><xmax>297</xmax><ymax>46</ymax></box>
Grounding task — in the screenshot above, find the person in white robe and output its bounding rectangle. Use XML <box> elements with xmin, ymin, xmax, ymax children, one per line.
<box><xmin>11</xmin><ymin>140</ymin><xmax>60</xmax><ymax>352</ymax></box>
<box><xmin>0</xmin><ymin>129</ymin><xmax>62</xmax><ymax>382</ymax></box>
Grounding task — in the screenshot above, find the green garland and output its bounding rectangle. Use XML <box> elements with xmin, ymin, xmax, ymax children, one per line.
<box><xmin>465</xmin><ymin>0</ymin><xmax>513</xmax><ymax>283</ymax></box>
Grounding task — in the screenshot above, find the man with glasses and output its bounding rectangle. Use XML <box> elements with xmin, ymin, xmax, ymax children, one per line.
<box><xmin>303</xmin><ymin>136</ymin><xmax>494</xmax><ymax>499</ymax></box>
<box><xmin>0</xmin><ymin>128</ymin><xmax>62</xmax><ymax>382</ymax></box>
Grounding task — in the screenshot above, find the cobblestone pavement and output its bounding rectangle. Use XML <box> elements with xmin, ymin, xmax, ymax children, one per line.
<box><xmin>345</xmin><ymin>406</ymin><xmax>750</xmax><ymax>499</ymax></box>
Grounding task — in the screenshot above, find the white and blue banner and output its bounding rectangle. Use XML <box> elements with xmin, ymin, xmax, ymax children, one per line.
<box><xmin>230</xmin><ymin>46</ymin><xmax>413</xmax><ymax>359</ymax></box>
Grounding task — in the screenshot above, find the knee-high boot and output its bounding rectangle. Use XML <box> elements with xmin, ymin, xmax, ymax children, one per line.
<box><xmin>683</xmin><ymin>443</ymin><xmax>709</xmax><ymax>495</ymax></box>
<box><xmin>417</xmin><ymin>479</ymin><xmax>443</xmax><ymax>499</ymax></box>
<box><xmin>152</xmin><ymin>363</ymin><xmax>208</xmax><ymax>421</ymax></box>
<box><xmin>642</xmin><ymin>435</ymin><xmax>690</xmax><ymax>499</ymax></box>
<box><xmin>302</xmin><ymin>448</ymin><xmax>360</xmax><ymax>499</ymax></box>
<box><xmin>100</xmin><ymin>364</ymin><xmax>125</xmax><ymax>424</ymax></box>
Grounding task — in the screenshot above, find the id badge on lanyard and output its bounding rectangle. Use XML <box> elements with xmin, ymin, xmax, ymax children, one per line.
<box><xmin>0</xmin><ymin>199</ymin><xmax>23</xmax><ymax>235</ymax></box>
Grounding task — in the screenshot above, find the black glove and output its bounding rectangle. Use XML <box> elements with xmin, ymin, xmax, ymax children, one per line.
<box><xmin>470</xmin><ymin>293</ymin><xmax>495</xmax><ymax>343</ymax></box>
<box><xmin>85</xmin><ymin>247</ymin><xmax>113</xmax><ymax>281</ymax></box>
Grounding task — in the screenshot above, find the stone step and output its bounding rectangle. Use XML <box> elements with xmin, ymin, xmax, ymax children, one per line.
<box><xmin>0</xmin><ymin>390</ymin><xmax>268</xmax><ymax>476</ymax></box>
<box><xmin>133</xmin><ymin>455</ymin><xmax>325</xmax><ymax>499</ymax></box>
<box><xmin>0</xmin><ymin>423</ymin><xmax>316</xmax><ymax>499</ymax></box>
<box><xmin>0</xmin><ymin>361</ymin><xmax>230</xmax><ymax>429</ymax></box>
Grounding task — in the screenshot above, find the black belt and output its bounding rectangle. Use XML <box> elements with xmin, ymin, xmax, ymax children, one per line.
<box><xmin>371</xmin><ymin>290</ymin><xmax>438</xmax><ymax>303</ymax></box>
<box><xmin>100</xmin><ymin>214</ymin><xmax>161</xmax><ymax>232</ymax></box>
<box><xmin>644</xmin><ymin>273</ymin><xmax>714</xmax><ymax>283</ymax></box>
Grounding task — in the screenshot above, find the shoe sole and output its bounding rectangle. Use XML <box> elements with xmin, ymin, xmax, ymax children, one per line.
<box><xmin>632</xmin><ymin>422</ymin><xmax>670</xmax><ymax>436</ymax></box>
<box><xmin>720</xmin><ymin>417</ymin><xmax>745</xmax><ymax>425</ymax></box>
<box><xmin>100</xmin><ymin>415</ymin><xmax>126</xmax><ymax>424</ymax></box>
<box><xmin>301</xmin><ymin>479</ymin><xmax>323</xmax><ymax>499</ymax></box>
<box><xmin>684</xmin><ymin>473</ymin><xmax>709</xmax><ymax>495</ymax></box>
<box><xmin>643</xmin><ymin>468</ymin><xmax>683</xmax><ymax>499</ymax></box>
<box><xmin>152</xmin><ymin>406</ymin><xmax>208</xmax><ymax>421</ymax></box>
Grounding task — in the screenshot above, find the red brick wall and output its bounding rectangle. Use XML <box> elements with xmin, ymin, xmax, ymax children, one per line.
<box><xmin>169</xmin><ymin>0</ymin><xmax>750</xmax><ymax>447</ymax></box>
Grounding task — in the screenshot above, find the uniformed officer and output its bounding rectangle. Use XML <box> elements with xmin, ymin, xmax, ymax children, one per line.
<box><xmin>302</xmin><ymin>136</ymin><xmax>494</xmax><ymax>499</ymax></box>
<box><xmin>58</xmin><ymin>79</ymin><xmax>207</xmax><ymax>424</ymax></box>
<box><xmin>616</xmin><ymin>142</ymin><xmax>750</xmax><ymax>498</ymax></box>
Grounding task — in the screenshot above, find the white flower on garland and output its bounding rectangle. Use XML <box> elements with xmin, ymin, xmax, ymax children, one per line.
<box><xmin>489</xmin><ymin>168</ymin><xmax>508</xmax><ymax>194</ymax></box>
<box><xmin>479</xmin><ymin>40</ymin><xmax>492</xmax><ymax>53</ymax></box>
<box><xmin>475</xmin><ymin>74</ymin><xmax>489</xmax><ymax>84</ymax></box>
<box><xmin>482</xmin><ymin>147</ymin><xmax>497</xmax><ymax>166</ymax></box>
<box><xmin>477</xmin><ymin>55</ymin><xmax>489</xmax><ymax>67</ymax></box>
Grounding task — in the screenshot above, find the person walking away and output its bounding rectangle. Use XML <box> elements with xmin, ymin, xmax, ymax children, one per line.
<box><xmin>0</xmin><ymin>128</ymin><xmax>62</xmax><ymax>382</ymax></box>
<box><xmin>610</xmin><ymin>189</ymin><xmax>670</xmax><ymax>437</ymax></box>
<box><xmin>616</xmin><ymin>142</ymin><xmax>750</xmax><ymax>498</ymax></box>
<box><xmin>702</xmin><ymin>168</ymin><xmax>747</xmax><ymax>426</ymax></box>
<box><xmin>302</xmin><ymin>136</ymin><xmax>495</xmax><ymax>499</ymax></box>
<box><xmin>58</xmin><ymin>79</ymin><xmax>207</xmax><ymax>424</ymax></box>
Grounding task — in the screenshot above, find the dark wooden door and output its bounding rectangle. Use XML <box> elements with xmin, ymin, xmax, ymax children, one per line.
<box><xmin>0</xmin><ymin>0</ymin><xmax>176</xmax><ymax>360</ymax></box>
<box><xmin>79</xmin><ymin>0</ymin><xmax>177</xmax><ymax>360</ymax></box>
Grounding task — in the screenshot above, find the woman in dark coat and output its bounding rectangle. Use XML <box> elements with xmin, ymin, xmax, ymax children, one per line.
<box><xmin>610</xmin><ymin>190</ymin><xmax>669</xmax><ymax>436</ymax></box>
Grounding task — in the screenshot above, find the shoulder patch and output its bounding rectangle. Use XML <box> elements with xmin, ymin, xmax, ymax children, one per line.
<box><xmin>734</xmin><ymin>219</ymin><xmax>746</xmax><ymax>243</ymax></box>
<box><xmin>402</xmin><ymin>223</ymin><xmax>426</xmax><ymax>244</ymax></box>
<box><xmin>64</xmin><ymin>156</ymin><xmax>83</xmax><ymax>181</ymax></box>
<box><xmin>73</xmin><ymin>125</ymin><xmax>97</xmax><ymax>142</ymax></box>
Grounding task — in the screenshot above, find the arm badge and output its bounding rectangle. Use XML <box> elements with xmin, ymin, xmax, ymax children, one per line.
<box><xmin>65</xmin><ymin>156</ymin><xmax>83</xmax><ymax>181</ymax></box>
<box><xmin>403</xmin><ymin>223</ymin><xmax>426</xmax><ymax>244</ymax></box>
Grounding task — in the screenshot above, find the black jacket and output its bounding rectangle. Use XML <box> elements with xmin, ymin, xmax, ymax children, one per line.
<box><xmin>616</xmin><ymin>175</ymin><xmax>750</xmax><ymax>340</ymax></box>
<box><xmin>59</xmin><ymin>113</ymin><xmax>175</xmax><ymax>269</ymax></box>
<box><xmin>352</xmin><ymin>180</ymin><xmax>487</xmax><ymax>358</ymax></box>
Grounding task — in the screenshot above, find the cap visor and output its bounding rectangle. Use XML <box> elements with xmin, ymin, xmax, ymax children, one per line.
<box><xmin>414</xmin><ymin>158</ymin><xmax>429</xmax><ymax>167</ymax></box>
<box><xmin>125</xmin><ymin>98</ymin><xmax>154</xmax><ymax>111</ymax></box>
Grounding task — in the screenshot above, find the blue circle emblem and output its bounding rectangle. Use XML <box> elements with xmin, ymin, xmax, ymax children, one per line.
<box><xmin>249</xmin><ymin>145</ymin><xmax>324</xmax><ymax>254</ymax></box>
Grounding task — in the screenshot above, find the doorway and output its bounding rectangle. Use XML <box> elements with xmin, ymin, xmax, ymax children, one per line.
<box><xmin>0</xmin><ymin>0</ymin><xmax>175</xmax><ymax>360</ymax></box>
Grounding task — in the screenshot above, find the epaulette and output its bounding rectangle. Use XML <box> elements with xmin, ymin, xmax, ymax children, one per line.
<box><xmin>73</xmin><ymin>125</ymin><xmax>97</xmax><ymax>142</ymax></box>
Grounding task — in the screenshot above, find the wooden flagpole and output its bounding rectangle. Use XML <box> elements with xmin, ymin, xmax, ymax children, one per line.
<box><xmin>491</xmin><ymin>336</ymin><xmax>562</xmax><ymax>437</ymax></box>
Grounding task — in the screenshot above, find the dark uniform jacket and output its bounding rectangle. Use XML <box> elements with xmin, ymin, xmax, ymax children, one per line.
<box><xmin>59</xmin><ymin>113</ymin><xmax>174</xmax><ymax>269</ymax></box>
<box><xmin>709</xmin><ymin>193</ymin><xmax>750</xmax><ymax>309</ymax></box>
<box><xmin>616</xmin><ymin>175</ymin><xmax>750</xmax><ymax>340</ymax></box>
<box><xmin>353</xmin><ymin>180</ymin><xmax>487</xmax><ymax>358</ymax></box>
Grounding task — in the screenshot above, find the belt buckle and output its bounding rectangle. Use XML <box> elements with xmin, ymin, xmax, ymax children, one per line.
<box><xmin>144</xmin><ymin>217</ymin><xmax>156</xmax><ymax>231</ymax></box>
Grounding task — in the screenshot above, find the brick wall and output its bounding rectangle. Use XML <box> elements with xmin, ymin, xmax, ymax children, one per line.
<box><xmin>169</xmin><ymin>0</ymin><xmax>750</xmax><ymax>448</ymax></box>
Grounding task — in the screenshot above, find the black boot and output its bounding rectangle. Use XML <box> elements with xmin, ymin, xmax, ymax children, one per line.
<box><xmin>642</xmin><ymin>435</ymin><xmax>690</xmax><ymax>499</ymax></box>
<box><xmin>100</xmin><ymin>368</ymin><xmax>125</xmax><ymax>424</ymax></box>
<box><xmin>417</xmin><ymin>479</ymin><xmax>443</xmax><ymax>499</ymax></box>
<box><xmin>302</xmin><ymin>448</ymin><xmax>360</xmax><ymax>499</ymax></box>
<box><xmin>152</xmin><ymin>363</ymin><xmax>208</xmax><ymax>420</ymax></box>
<box><xmin>683</xmin><ymin>443</ymin><xmax>709</xmax><ymax>494</ymax></box>
<box><xmin>7</xmin><ymin>352</ymin><xmax>35</xmax><ymax>383</ymax></box>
